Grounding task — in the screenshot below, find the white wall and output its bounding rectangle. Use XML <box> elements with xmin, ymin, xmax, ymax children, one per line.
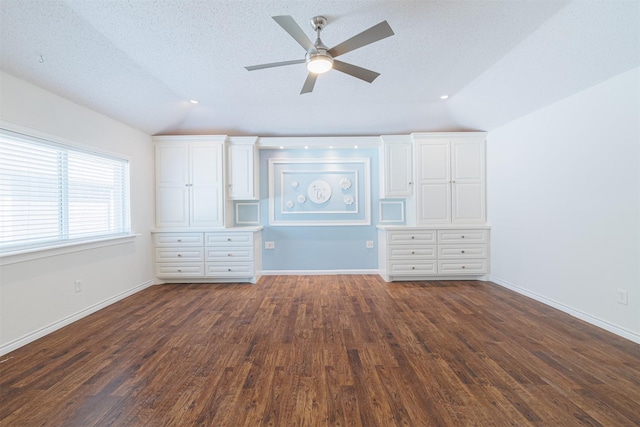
<box><xmin>487</xmin><ymin>67</ymin><xmax>640</xmax><ymax>342</ymax></box>
<box><xmin>0</xmin><ymin>71</ymin><xmax>155</xmax><ymax>354</ymax></box>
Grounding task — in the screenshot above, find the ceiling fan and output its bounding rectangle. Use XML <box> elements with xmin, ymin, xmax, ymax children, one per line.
<box><xmin>244</xmin><ymin>15</ymin><xmax>394</xmax><ymax>94</ymax></box>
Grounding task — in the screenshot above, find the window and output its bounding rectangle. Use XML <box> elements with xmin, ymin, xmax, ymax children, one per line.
<box><xmin>0</xmin><ymin>128</ymin><xmax>130</xmax><ymax>253</ymax></box>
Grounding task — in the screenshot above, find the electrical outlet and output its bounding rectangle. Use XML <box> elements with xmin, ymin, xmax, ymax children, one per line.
<box><xmin>366</xmin><ymin>240</ymin><xmax>374</xmax><ymax>249</ymax></box>
<box><xmin>75</xmin><ymin>280</ymin><xmax>83</xmax><ymax>293</ymax></box>
<box><xmin>616</xmin><ymin>289</ymin><xmax>628</xmax><ymax>305</ymax></box>
<box><xmin>265</xmin><ymin>241</ymin><xmax>275</xmax><ymax>250</ymax></box>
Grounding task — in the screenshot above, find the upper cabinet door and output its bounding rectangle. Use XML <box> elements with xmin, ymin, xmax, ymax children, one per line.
<box><xmin>190</xmin><ymin>143</ymin><xmax>224</xmax><ymax>227</ymax></box>
<box><xmin>380</xmin><ymin>137</ymin><xmax>413</xmax><ymax>198</ymax></box>
<box><xmin>228</xmin><ymin>139</ymin><xmax>258</xmax><ymax>200</ymax></box>
<box><xmin>417</xmin><ymin>140</ymin><xmax>450</xmax><ymax>183</ymax></box>
<box><xmin>416</xmin><ymin>139</ymin><xmax>452</xmax><ymax>224</ymax></box>
<box><xmin>451</xmin><ymin>140</ymin><xmax>485</xmax><ymax>223</ymax></box>
<box><xmin>155</xmin><ymin>143</ymin><xmax>189</xmax><ymax>228</ymax></box>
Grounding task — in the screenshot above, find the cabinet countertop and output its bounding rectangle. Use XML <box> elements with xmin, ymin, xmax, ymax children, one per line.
<box><xmin>151</xmin><ymin>227</ymin><xmax>263</xmax><ymax>233</ymax></box>
<box><xmin>377</xmin><ymin>225</ymin><xmax>491</xmax><ymax>230</ymax></box>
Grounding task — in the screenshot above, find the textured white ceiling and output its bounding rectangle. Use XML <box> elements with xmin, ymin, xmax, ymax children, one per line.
<box><xmin>0</xmin><ymin>0</ymin><xmax>638</xmax><ymax>136</ymax></box>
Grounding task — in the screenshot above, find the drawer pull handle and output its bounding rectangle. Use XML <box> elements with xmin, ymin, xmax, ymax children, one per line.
<box><xmin>411</xmin><ymin>236</ymin><xmax>415</xmax><ymax>239</ymax></box>
<box><xmin>177</xmin><ymin>254</ymin><xmax>182</xmax><ymax>257</ymax></box>
<box><xmin>228</xmin><ymin>268</ymin><xmax>232</xmax><ymax>272</ymax></box>
<box><xmin>177</xmin><ymin>239</ymin><xmax>182</xmax><ymax>242</ymax></box>
<box><xmin>461</xmin><ymin>250</ymin><xmax>465</xmax><ymax>254</ymax></box>
<box><xmin>411</xmin><ymin>266</ymin><xmax>415</xmax><ymax>270</ymax></box>
<box><xmin>227</xmin><ymin>238</ymin><xmax>232</xmax><ymax>242</ymax></box>
<box><xmin>461</xmin><ymin>235</ymin><xmax>465</xmax><ymax>239</ymax></box>
<box><xmin>462</xmin><ymin>266</ymin><xmax>466</xmax><ymax>269</ymax></box>
<box><xmin>177</xmin><ymin>269</ymin><xmax>182</xmax><ymax>272</ymax></box>
<box><xmin>411</xmin><ymin>251</ymin><xmax>415</xmax><ymax>255</ymax></box>
<box><xmin>227</xmin><ymin>253</ymin><xmax>232</xmax><ymax>256</ymax></box>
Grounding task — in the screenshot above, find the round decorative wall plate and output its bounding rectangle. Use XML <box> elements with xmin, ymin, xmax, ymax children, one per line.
<box><xmin>307</xmin><ymin>180</ymin><xmax>332</xmax><ymax>204</ymax></box>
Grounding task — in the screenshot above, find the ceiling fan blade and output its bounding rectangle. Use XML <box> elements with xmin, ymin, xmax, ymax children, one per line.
<box><xmin>328</xmin><ymin>21</ymin><xmax>394</xmax><ymax>58</ymax></box>
<box><xmin>272</xmin><ymin>15</ymin><xmax>316</xmax><ymax>52</ymax></box>
<box><xmin>300</xmin><ymin>73</ymin><xmax>318</xmax><ymax>94</ymax></box>
<box><xmin>244</xmin><ymin>59</ymin><xmax>305</xmax><ymax>71</ymax></box>
<box><xmin>332</xmin><ymin>60</ymin><xmax>380</xmax><ymax>83</ymax></box>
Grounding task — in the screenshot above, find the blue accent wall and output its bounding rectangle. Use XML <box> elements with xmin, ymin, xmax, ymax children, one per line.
<box><xmin>259</xmin><ymin>148</ymin><xmax>379</xmax><ymax>271</ymax></box>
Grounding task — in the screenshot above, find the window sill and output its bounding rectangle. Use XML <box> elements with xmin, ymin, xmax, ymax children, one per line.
<box><xmin>0</xmin><ymin>234</ymin><xmax>141</xmax><ymax>266</ymax></box>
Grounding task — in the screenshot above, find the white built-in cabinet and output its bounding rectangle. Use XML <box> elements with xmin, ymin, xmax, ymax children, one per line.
<box><xmin>414</xmin><ymin>133</ymin><xmax>486</xmax><ymax>224</ymax></box>
<box><xmin>227</xmin><ymin>136</ymin><xmax>258</xmax><ymax>200</ymax></box>
<box><xmin>380</xmin><ymin>135</ymin><xmax>413</xmax><ymax>198</ymax></box>
<box><xmin>377</xmin><ymin>132</ymin><xmax>489</xmax><ymax>282</ymax></box>
<box><xmin>153</xmin><ymin>230</ymin><xmax>262</xmax><ymax>284</ymax></box>
<box><xmin>378</xmin><ymin>226</ymin><xmax>489</xmax><ymax>281</ymax></box>
<box><xmin>153</xmin><ymin>135</ymin><xmax>262</xmax><ymax>284</ymax></box>
<box><xmin>154</xmin><ymin>136</ymin><xmax>225</xmax><ymax>228</ymax></box>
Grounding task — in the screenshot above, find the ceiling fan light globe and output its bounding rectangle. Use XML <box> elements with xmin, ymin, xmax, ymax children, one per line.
<box><xmin>306</xmin><ymin>53</ymin><xmax>333</xmax><ymax>74</ymax></box>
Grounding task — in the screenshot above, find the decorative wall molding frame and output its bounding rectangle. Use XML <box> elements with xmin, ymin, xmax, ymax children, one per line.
<box><xmin>268</xmin><ymin>158</ymin><xmax>371</xmax><ymax>226</ymax></box>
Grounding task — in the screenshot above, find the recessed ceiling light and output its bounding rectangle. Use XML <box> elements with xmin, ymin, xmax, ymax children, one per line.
<box><xmin>280</xmin><ymin>146</ymin><xmax>284</xmax><ymax>149</ymax></box>
<box><xmin>440</xmin><ymin>94</ymin><xmax>450</xmax><ymax>100</ymax></box>
<box><xmin>354</xmin><ymin>145</ymin><xmax>358</xmax><ymax>149</ymax></box>
<box><xmin>304</xmin><ymin>146</ymin><xmax>309</xmax><ymax>149</ymax></box>
<box><xmin>190</xmin><ymin>99</ymin><xmax>199</xmax><ymax>104</ymax></box>
<box><xmin>329</xmin><ymin>146</ymin><xmax>334</xmax><ymax>149</ymax></box>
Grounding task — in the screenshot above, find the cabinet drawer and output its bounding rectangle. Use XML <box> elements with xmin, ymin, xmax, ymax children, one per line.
<box><xmin>438</xmin><ymin>259</ymin><xmax>487</xmax><ymax>274</ymax></box>
<box><xmin>206</xmin><ymin>248</ymin><xmax>253</xmax><ymax>262</ymax></box>
<box><xmin>437</xmin><ymin>229</ymin><xmax>487</xmax><ymax>244</ymax></box>
<box><xmin>205</xmin><ymin>262</ymin><xmax>254</xmax><ymax>277</ymax></box>
<box><xmin>438</xmin><ymin>244</ymin><xmax>487</xmax><ymax>259</ymax></box>
<box><xmin>155</xmin><ymin>248</ymin><xmax>204</xmax><ymax>262</ymax></box>
<box><xmin>388</xmin><ymin>231</ymin><xmax>437</xmax><ymax>245</ymax></box>
<box><xmin>205</xmin><ymin>232</ymin><xmax>252</xmax><ymax>246</ymax></box>
<box><xmin>155</xmin><ymin>263</ymin><xmax>204</xmax><ymax>277</ymax></box>
<box><xmin>154</xmin><ymin>233</ymin><xmax>204</xmax><ymax>247</ymax></box>
<box><xmin>389</xmin><ymin>261</ymin><xmax>437</xmax><ymax>275</ymax></box>
<box><xmin>388</xmin><ymin>246</ymin><xmax>436</xmax><ymax>260</ymax></box>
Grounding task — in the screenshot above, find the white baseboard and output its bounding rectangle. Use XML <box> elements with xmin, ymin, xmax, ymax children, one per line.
<box><xmin>262</xmin><ymin>269</ymin><xmax>379</xmax><ymax>276</ymax></box>
<box><xmin>0</xmin><ymin>279</ymin><xmax>155</xmax><ymax>356</ymax></box>
<box><xmin>490</xmin><ymin>275</ymin><xmax>640</xmax><ymax>344</ymax></box>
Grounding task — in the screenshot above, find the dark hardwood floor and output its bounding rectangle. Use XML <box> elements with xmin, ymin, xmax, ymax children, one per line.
<box><xmin>1</xmin><ymin>275</ymin><xmax>639</xmax><ymax>426</ymax></box>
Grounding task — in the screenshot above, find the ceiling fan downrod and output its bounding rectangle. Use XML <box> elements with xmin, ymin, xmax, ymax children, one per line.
<box><xmin>306</xmin><ymin>16</ymin><xmax>333</xmax><ymax>74</ymax></box>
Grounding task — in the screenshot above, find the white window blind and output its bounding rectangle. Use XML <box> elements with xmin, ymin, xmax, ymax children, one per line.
<box><xmin>0</xmin><ymin>128</ymin><xmax>130</xmax><ymax>253</ymax></box>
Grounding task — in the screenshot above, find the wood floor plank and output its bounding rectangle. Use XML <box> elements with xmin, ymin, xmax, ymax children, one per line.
<box><xmin>2</xmin><ymin>276</ymin><xmax>640</xmax><ymax>426</ymax></box>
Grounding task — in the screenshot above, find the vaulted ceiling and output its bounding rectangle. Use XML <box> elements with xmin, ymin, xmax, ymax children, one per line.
<box><xmin>1</xmin><ymin>0</ymin><xmax>638</xmax><ymax>136</ymax></box>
